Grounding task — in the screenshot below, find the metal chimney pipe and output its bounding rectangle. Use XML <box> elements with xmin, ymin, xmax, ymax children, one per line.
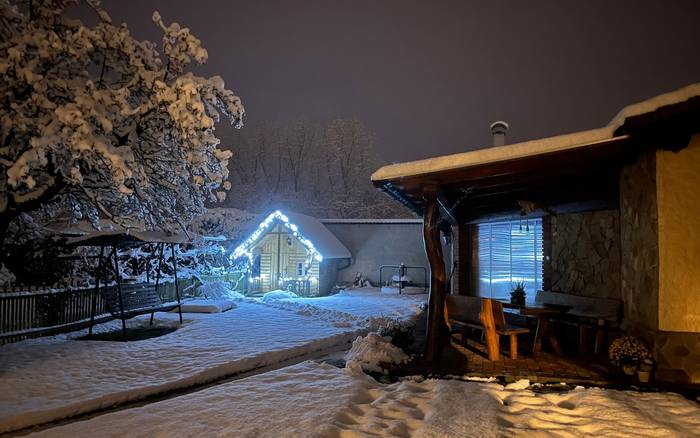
<box><xmin>490</xmin><ymin>121</ymin><xmax>509</xmax><ymax>147</ymax></box>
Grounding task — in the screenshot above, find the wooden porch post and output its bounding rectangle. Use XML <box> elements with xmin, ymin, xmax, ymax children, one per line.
<box><xmin>422</xmin><ymin>188</ymin><xmax>449</xmax><ymax>363</ymax></box>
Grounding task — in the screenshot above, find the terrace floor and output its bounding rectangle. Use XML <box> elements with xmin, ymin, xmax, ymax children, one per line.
<box><xmin>440</xmin><ymin>335</ymin><xmax>616</xmax><ymax>385</ymax></box>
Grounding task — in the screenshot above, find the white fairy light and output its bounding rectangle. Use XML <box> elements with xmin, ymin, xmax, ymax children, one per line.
<box><xmin>230</xmin><ymin>211</ymin><xmax>324</xmax><ymax>276</ymax></box>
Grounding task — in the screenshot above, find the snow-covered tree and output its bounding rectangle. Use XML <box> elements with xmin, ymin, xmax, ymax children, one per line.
<box><xmin>225</xmin><ymin>118</ymin><xmax>404</xmax><ymax>218</ymax></box>
<box><xmin>0</xmin><ymin>0</ymin><xmax>244</xmax><ymax>248</ymax></box>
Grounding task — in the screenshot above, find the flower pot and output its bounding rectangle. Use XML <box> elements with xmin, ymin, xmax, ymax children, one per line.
<box><xmin>638</xmin><ymin>370</ymin><xmax>651</xmax><ymax>383</ymax></box>
<box><xmin>510</xmin><ymin>296</ymin><xmax>525</xmax><ymax>306</ymax></box>
<box><xmin>622</xmin><ymin>364</ymin><xmax>637</xmax><ymax>376</ymax></box>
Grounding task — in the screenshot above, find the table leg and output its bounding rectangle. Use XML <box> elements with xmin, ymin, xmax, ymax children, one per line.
<box><xmin>548</xmin><ymin>320</ymin><xmax>563</xmax><ymax>355</ymax></box>
<box><xmin>533</xmin><ymin>316</ymin><xmax>563</xmax><ymax>355</ymax></box>
<box><xmin>533</xmin><ymin>316</ymin><xmax>544</xmax><ymax>354</ymax></box>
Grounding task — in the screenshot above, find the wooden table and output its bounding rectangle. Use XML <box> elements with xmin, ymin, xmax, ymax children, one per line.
<box><xmin>497</xmin><ymin>301</ymin><xmax>572</xmax><ymax>355</ymax></box>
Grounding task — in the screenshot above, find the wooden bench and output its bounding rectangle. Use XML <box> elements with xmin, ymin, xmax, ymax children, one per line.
<box><xmin>444</xmin><ymin>295</ymin><xmax>530</xmax><ymax>360</ymax></box>
<box><xmin>444</xmin><ymin>295</ymin><xmax>484</xmax><ymax>335</ymax></box>
<box><xmin>534</xmin><ymin>290</ymin><xmax>621</xmax><ymax>354</ymax></box>
<box><xmin>97</xmin><ymin>283</ymin><xmax>182</xmax><ymax>337</ymax></box>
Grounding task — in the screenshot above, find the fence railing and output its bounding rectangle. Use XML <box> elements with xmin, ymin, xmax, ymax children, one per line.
<box><xmin>0</xmin><ymin>274</ymin><xmax>248</xmax><ymax>345</ymax></box>
<box><xmin>0</xmin><ymin>284</ymin><xmax>110</xmax><ymax>345</ymax></box>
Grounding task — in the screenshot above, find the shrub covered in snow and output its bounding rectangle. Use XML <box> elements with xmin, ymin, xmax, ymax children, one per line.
<box><xmin>259</xmin><ymin>290</ymin><xmax>300</xmax><ymax>303</ymax></box>
<box><xmin>198</xmin><ymin>281</ymin><xmax>245</xmax><ymax>301</ymax></box>
<box><xmin>344</xmin><ymin>332</ymin><xmax>409</xmax><ymax>374</ymax></box>
<box><xmin>377</xmin><ymin>319</ymin><xmax>415</xmax><ymax>353</ymax></box>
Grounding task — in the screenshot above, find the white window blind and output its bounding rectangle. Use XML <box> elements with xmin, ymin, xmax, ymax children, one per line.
<box><xmin>477</xmin><ymin>219</ymin><xmax>543</xmax><ymax>302</ymax></box>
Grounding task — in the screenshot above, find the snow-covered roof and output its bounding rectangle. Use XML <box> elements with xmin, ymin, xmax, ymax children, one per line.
<box><xmin>48</xmin><ymin>219</ymin><xmax>192</xmax><ymax>245</ymax></box>
<box><xmin>372</xmin><ymin>83</ymin><xmax>700</xmax><ymax>182</ymax></box>
<box><xmin>67</xmin><ymin>228</ymin><xmax>192</xmax><ymax>246</ymax></box>
<box><xmin>283</xmin><ymin>212</ymin><xmax>351</xmax><ymax>259</ymax></box>
<box><xmin>234</xmin><ymin>210</ymin><xmax>351</xmax><ymax>260</ymax></box>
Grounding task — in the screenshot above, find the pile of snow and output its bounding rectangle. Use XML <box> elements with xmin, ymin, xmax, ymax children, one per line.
<box><xmin>259</xmin><ymin>290</ymin><xmax>299</xmax><ymax>302</ymax></box>
<box><xmin>198</xmin><ymin>281</ymin><xmax>245</xmax><ymax>301</ymax></box>
<box><xmin>344</xmin><ymin>332</ymin><xmax>409</xmax><ymax>374</ymax></box>
<box><xmin>179</xmin><ymin>299</ymin><xmax>236</xmax><ymax>313</ymax></box>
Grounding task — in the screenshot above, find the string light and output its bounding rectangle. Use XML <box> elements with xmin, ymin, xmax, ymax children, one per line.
<box><xmin>230</xmin><ymin>210</ymin><xmax>323</xmax><ymax>280</ymax></box>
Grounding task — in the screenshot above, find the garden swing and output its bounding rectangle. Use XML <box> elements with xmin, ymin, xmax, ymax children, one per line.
<box><xmin>70</xmin><ymin>230</ymin><xmax>186</xmax><ymax>339</ymax></box>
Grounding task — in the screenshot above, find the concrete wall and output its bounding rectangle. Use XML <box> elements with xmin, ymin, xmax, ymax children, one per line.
<box><xmin>550</xmin><ymin>210</ymin><xmax>621</xmax><ymax>300</ymax></box>
<box><xmin>656</xmin><ymin>134</ymin><xmax>700</xmax><ymax>333</ymax></box>
<box><xmin>323</xmin><ymin>221</ymin><xmax>429</xmax><ymax>286</ymax></box>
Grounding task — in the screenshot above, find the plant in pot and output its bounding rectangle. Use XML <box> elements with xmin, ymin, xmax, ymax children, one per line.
<box><xmin>510</xmin><ymin>280</ymin><xmax>527</xmax><ymax>306</ymax></box>
<box><xmin>608</xmin><ymin>336</ymin><xmax>651</xmax><ymax>376</ymax></box>
<box><xmin>638</xmin><ymin>359</ymin><xmax>654</xmax><ymax>383</ymax></box>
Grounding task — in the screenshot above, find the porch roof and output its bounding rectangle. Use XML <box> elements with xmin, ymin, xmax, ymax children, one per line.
<box><xmin>372</xmin><ymin>83</ymin><xmax>700</xmax><ymax>223</ymax></box>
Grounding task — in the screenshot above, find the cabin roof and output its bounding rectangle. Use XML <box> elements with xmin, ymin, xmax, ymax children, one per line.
<box><xmin>237</xmin><ymin>210</ymin><xmax>351</xmax><ymax>260</ymax></box>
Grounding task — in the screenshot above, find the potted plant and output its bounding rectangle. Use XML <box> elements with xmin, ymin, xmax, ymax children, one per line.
<box><xmin>510</xmin><ymin>280</ymin><xmax>526</xmax><ymax>306</ymax></box>
<box><xmin>608</xmin><ymin>336</ymin><xmax>651</xmax><ymax>376</ymax></box>
<box><xmin>638</xmin><ymin>359</ymin><xmax>654</xmax><ymax>383</ymax></box>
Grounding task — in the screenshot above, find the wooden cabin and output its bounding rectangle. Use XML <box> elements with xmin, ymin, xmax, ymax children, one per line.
<box><xmin>232</xmin><ymin>210</ymin><xmax>351</xmax><ymax>296</ymax></box>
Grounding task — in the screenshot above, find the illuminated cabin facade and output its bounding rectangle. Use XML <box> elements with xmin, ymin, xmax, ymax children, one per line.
<box><xmin>232</xmin><ymin>211</ymin><xmax>351</xmax><ymax>296</ymax></box>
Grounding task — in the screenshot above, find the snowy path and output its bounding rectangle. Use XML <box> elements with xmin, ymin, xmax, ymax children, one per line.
<box><xmin>0</xmin><ymin>290</ymin><xmax>425</xmax><ymax>434</ymax></box>
<box><xmin>258</xmin><ymin>288</ymin><xmax>427</xmax><ymax>328</ymax></box>
<box><xmin>27</xmin><ymin>361</ymin><xmax>700</xmax><ymax>438</ymax></box>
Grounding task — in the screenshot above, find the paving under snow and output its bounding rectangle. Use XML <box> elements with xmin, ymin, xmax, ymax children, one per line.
<box><xmin>0</xmin><ymin>288</ymin><xmax>425</xmax><ymax>434</ymax></box>
<box><xmin>27</xmin><ymin>360</ymin><xmax>700</xmax><ymax>438</ymax></box>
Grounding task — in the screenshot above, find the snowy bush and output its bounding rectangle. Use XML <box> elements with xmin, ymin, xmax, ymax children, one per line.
<box><xmin>0</xmin><ymin>0</ymin><xmax>244</xmax><ymax>248</ymax></box>
<box><xmin>198</xmin><ymin>280</ymin><xmax>245</xmax><ymax>301</ymax></box>
<box><xmin>260</xmin><ymin>290</ymin><xmax>299</xmax><ymax>303</ymax></box>
<box><xmin>344</xmin><ymin>332</ymin><xmax>409</xmax><ymax>375</ymax></box>
<box><xmin>377</xmin><ymin>319</ymin><xmax>415</xmax><ymax>353</ymax></box>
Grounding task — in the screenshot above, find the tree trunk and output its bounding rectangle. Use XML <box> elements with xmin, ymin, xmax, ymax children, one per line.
<box><xmin>422</xmin><ymin>189</ymin><xmax>449</xmax><ymax>363</ymax></box>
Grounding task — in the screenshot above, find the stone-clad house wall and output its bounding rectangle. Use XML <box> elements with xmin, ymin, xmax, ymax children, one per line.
<box><xmin>619</xmin><ymin>151</ymin><xmax>660</xmax><ymax>333</ymax></box>
<box><xmin>550</xmin><ymin>210</ymin><xmax>621</xmax><ymax>301</ymax></box>
<box><xmin>618</xmin><ymin>141</ymin><xmax>700</xmax><ymax>384</ymax></box>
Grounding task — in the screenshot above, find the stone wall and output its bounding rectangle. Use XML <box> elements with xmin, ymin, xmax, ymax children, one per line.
<box><xmin>619</xmin><ymin>151</ymin><xmax>659</xmax><ymax>332</ymax></box>
<box><xmin>550</xmin><ymin>210</ymin><xmax>621</xmax><ymax>300</ymax></box>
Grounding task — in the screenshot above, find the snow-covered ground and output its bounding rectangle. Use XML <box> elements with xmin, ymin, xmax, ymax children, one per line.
<box><xmin>0</xmin><ymin>289</ymin><xmax>425</xmax><ymax>433</ymax></box>
<box><xmin>258</xmin><ymin>287</ymin><xmax>427</xmax><ymax>329</ymax></box>
<box><xmin>27</xmin><ymin>360</ymin><xmax>700</xmax><ymax>438</ymax></box>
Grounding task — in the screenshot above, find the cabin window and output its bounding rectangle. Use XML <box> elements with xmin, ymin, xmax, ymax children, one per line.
<box><xmin>296</xmin><ymin>262</ymin><xmax>304</xmax><ymax>276</ymax></box>
<box><xmin>475</xmin><ymin>218</ymin><xmax>543</xmax><ymax>302</ymax></box>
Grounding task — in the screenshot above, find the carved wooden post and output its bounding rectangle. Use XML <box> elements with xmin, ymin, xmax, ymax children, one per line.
<box><xmin>480</xmin><ymin>298</ymin><xmax>500</xmax><ymax>361</ymax></box>
<box><xmin>422</xmin><ymin>188</ymin><xmax>449</xmax><ymax>363</ymax></box>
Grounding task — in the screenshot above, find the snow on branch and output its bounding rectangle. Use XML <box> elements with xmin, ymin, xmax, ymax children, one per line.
<box><xmin>0</xmin><ymin>0</ymin><xmax>244</xmax><ymax>233</ymax></box>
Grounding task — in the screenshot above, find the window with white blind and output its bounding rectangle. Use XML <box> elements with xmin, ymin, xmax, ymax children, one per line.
<box><xmin>476</xmin><ymin>219</ymin><xmax>543</xmax><ymax>302</ymax></box>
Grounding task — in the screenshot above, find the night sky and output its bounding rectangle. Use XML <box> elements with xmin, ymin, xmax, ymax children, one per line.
<box><xmin>93</xmin><ymin>0</ymin><xmax>700</xmax><ymax>162</ymax></box>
